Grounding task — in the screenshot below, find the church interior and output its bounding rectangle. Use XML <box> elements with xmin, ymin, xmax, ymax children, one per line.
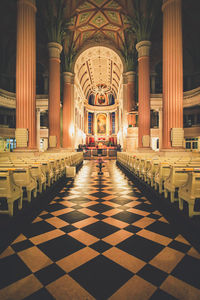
<box><xmin>0</xmin><ymin>0</ymin><xmax>200</xmax><ymax>299</ymax></box>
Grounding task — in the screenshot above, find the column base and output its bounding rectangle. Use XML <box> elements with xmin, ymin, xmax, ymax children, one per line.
<box><xmin>61</xmin><ymin>148</ymin><xmax>75</xmax><ymax>152</ymax></box>
<box><xmin>46</xmin><ymin>148</ymin><xmax>61</xmax><ymax>152</ymax></box>
<box><xmin>49</xmin><ymin>136</ymin><xmax>57</xmax><ymax>148</ymax></box>
<box><xmin>14</xmin><ymin>148</ymin><xmax>38</xmax><ymax>152</ymax></box>
<box><xmin>15</xmin><ymin>128</ymin><xmax>28</xmax><ymax>148</ymax></box>
<box><xmin>159</xmin><ymin>148</ymin><xmax>192</xmax><ymax>158</ymax></box>
<box><xmin>137</xmin><ymin>147</ymin><xmax>154</xmax><ymax>153</ymax></box>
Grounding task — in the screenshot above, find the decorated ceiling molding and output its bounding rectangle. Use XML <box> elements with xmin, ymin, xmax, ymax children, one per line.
<box><xmin>75</xmin><ymin>46</ymin><xmax>123</xmax><ymax>98</ymax></box>
<box><xmin>69</xmin><ymin>0</ymin><xmax>130</xmax><ymax>51</ymax></box>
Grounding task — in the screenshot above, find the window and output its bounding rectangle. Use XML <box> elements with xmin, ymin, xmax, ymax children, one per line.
<box><xmin>111</xmin><ymin>112</ymin><xmax>115</xmax><ymax>134</ymax></box>
<box><xmin>88</xmin><ymin>112</ymin><xmax>92</xmax><ymax>134</ymax></box>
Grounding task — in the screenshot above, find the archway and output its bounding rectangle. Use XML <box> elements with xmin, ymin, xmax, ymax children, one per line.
<box><xmin>73</xmin><ymin>46</ymin><xmax>124</xmax><ymax>150</ymax></box>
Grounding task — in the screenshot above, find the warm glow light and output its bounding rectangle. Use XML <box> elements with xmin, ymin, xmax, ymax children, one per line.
<box><xmin>69</xmin><ymin>124</ymin><xmax>75</xmax><ymax>137</ymax></box>
<box><xmin>123</xmin><ymin>126</ymin><xmax>127</xmax><ymax>136</ymax></box>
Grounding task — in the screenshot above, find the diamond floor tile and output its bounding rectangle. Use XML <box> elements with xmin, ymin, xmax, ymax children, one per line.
<box><xmin>69</xmin><ymin>255</ymin><xmax>133</xmax><ymax>300</ymax></box>
<box><xmin>0</xmin><ymin>160</ymin><xmax>199</xmax><ymax>300</ymax></box>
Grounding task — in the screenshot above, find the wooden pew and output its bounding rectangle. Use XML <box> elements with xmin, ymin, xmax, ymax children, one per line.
<box><xmin>155</xmin><ymin>162</ymin><xmax>171</xmax><ymax>193</ymax></box>
<box><xmin>179</xmin><ymin>168</ymin><xmax>200</xmax><ymax>217</ymax></box>
<box><xmin>164</xmin><ymin>166</ymin><xmax>194</xmax><ymax>202</ymax></box>
<box><xmin>0</xmin><ymin>169</ymin><xmax>23</xmax><ymax>216</ymax></box>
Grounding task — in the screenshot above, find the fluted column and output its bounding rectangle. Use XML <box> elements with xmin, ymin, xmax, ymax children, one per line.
<box><xmin>63</xmin><ymin>72</ymin><xmax>73</xmax><ymax>148</ymax></box>
<box><xmin>122</xmin><ymin>73</ymin><xmax>127</xmax><ymax>150</ymax></box>
<box><xmin>116</xmin><ymin>108</ymin><xmax>119</xmax><ymax>134</ymax></box>
<box><xmin>136</xmin><ymin>40</ymin><xmax>151</xmax><ymax>148</ymax></box>
<box><xmin>126</xmin><ymin>71</ymin><xmax>136</xmax><ymax>126</ymax></box>
<box><xmin>16</xmin><ymin>0</ymin><xmax>37</xmax><ymax>149</ymax></box>
<box><xmin>48</xmin><ymin>42</ymin><xmax>62</xmax><ymax>148</ymax></box>
<box><xmin>162</xmin><ymin>0</ymin><xmax>184</xmax><ymax>149</ymax></box>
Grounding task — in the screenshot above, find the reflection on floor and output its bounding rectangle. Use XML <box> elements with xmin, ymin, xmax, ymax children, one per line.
<box><xmin>0</xmin><ymin>160</ymin><xmax>200</xmax><ymax>300</ymax></box>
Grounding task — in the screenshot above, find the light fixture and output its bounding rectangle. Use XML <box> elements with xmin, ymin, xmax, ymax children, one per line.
<box><xmin>91</xmin><ymin>46</ymin><xmax>111</xmax><ymax>97</ymax></box>
<box><xmin>91</xmin><ymin>83</ymin><xmax>111</xmax><ymax>96</ymax></box>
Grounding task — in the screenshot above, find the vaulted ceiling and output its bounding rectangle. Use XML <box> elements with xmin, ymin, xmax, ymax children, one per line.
<box><xmin>75</xmin><ymin>46</ymin><xmax>123</xmax><ymax>98</ymax></box>
<box><xmin>69</xmin><ymin>0</ymin><xmax>130</xmax><ymax>99</ymax></box>
<box><xmin>69</xmin><ymin>0</ymin><xmax>130</xmax><ymax>51</ymax></box>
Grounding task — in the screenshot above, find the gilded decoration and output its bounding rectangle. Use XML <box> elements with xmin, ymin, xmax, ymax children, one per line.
<box><xmin>69</xmin><ymin>0</ymin><xmax>131</xmax><ymax>52</ymax></box>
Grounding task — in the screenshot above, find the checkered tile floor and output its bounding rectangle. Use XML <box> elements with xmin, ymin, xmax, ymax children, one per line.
<box><xmin>0</xmin><ymin>160</ymin><xmax>200</xmax><ymax>300</ymax></box>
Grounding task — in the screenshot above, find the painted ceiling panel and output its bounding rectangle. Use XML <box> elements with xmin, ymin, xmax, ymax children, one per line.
<box><xmin>70</xmin><ymin>0</ymin><xmax>131</xmax><ymax>51</ymax></box>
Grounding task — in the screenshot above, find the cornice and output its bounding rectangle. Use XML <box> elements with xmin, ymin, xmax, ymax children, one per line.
<box><xmin>0</xmin><ymin>86</ymin><xmax>199</xmax><ymax>112</ymax></box>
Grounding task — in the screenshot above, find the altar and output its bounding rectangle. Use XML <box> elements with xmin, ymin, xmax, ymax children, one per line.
<box><xmin>83</xmin><ymin>146</ymin><xmax>118</xmax><ymax>159</ymax></box>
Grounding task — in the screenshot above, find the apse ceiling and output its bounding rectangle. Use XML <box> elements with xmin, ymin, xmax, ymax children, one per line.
<box><xmin>75</xmin><ymin>46</ymin><xmax>123</xmax><ymax>99</ymax></box>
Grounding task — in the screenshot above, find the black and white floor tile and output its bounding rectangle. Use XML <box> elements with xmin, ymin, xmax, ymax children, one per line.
<box><xmin>0</xmin><ymin>160</ymin><xmax>200</xmax><ymax>300</ymax></box>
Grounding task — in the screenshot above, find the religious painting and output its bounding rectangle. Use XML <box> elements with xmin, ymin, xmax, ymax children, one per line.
<box><xmin>97</xmin><ymin>114</ymin><xmax>106</xmax><ymax>134</ymax></box>
<box><xmin>97</xmin><ymin>94</ymin><xmax>106</xmax><ymax>105</ymax></box>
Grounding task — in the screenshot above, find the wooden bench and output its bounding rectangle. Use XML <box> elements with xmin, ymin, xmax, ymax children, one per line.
<box><xmin>179</xmin><ymin>169</ymin><xmax>200</xmax><ymax>217</ymax></box>
<box><xmin>0</xmin><ymin>169</ymin><xmax>23</xmax><ymax>216</ymax></box>
<box><xmin>164</xmin><ymin>166</ymin><xmax>194</xmax><ymax>202</ymax></box>
<box><xmin>12</xmin><ymin>167</ymin><xmax>37</xmax><ymax>202</ymax></box>
<box><xmin>140</xmin><ymin>159</ymin><xmax>152</xmax><ymax>181</ymax></box>
<box><xmin>146</xmin><ymin>159</ymin><xmax>160</xmax><ymax>187</ymax></box>
<box><xmin>155</xmin><ymin>162</ymin><xmax>171</xmax><ymax>193</ymax></box>
<box><xmin>29</xmin><ymin>163</ymin><xmax>46</xmax><ymax>193</ymax></box>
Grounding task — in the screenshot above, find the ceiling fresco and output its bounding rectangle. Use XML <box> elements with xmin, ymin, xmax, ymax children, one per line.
<box><xmin>69</xmin><ymin>0</ymin><xmax>131</xmax><ymax>52</ymax></box>
<box><xmin>67</xmin><ymin>0</ymin><xmax>132</xmax><ymax>99</ymax></box>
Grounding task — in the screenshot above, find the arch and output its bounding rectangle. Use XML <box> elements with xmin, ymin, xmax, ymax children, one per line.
<box><xmin>73</xmin><ymin>45</ymin><xmax>125</xmax><ymax>100</ymax></box>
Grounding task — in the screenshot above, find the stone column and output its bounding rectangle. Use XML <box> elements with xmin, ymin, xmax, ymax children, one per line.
<box><xmin>136</xmin><ymin>40</ymin><xmax>151</xmax><ymax>148</ymax></box>
<box><xmin>62</xmin><ymin>72</ymin><xmax>73</xmax><ymax>148</ymax></box>
<box><xmin>159</xmin><ymin>108</ymin><xmax>162</xmax><ymax>149</ymax></box>
<box><xmin>122</xmin><ymin>73</ymin><xmax>127</xmax><ymax>150</ymax></box>
<box><xmin>48</xmin><ymin>42</ymin><xmax>62</xmax><ymax>148</ymax></box>
<box><xmin>162</xmin><ymin>0</ymin><xmax>184</xmax><ymax>149</ymax></box>
<box><xmin>115</xmin><ymin>108</ymin><xmax>119</xmax><ymax>134</ymax></box>
<box><xmin>107</xmin><ymin>113</ymin><xmax>110</xmax><ymax>136</ymax></box>
<box><xmin>126</xmin><ymin>71</ymin><xmax>136</xmax><ymax>126</ymax></box>
<box><xmin>16</xmin><ymin>0</ymin><xmax>37</xmax><ymax>149</ymax></box>
<box><xmin>36</xmin><ymin>108</ymin><xmax>40</xmax><ymax>150</ymax></box>
<box><xmin>94</xmin><ymin>113</ymin><xmax>97</xmax><ymax>135</ymax></box>
<box><xmin>109</xmin><ymin>113</ymin><xmax>112</xmax><ymax>135</ymax></box>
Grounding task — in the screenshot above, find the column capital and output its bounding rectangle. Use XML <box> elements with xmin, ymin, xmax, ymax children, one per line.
<box><xmin>63</xmin><ymin>72</ymin><xmax>74</xmax><ymax>84</ymax></box>
<box><xmin>18</xmin><ymin>0</ymin><xmax>36</xmax><ymax>12</ymax></box>
<box><xmin>136</xmin><ymin>40</ymin><xmax>151</xmax><ymax>58</ymax></box>
<box><xmin>125</xmin><ymin>71</ymin><xmax>136</xmax><ymax>83</ymax></box>
<box><xmin>162</xmin><ymin>0</ymin><xmax>179</xmax><ymax>11</ymax></box>
<box><xmin>48</xmin><ymin>42</ymin><xmax>62</xmax><ymax>60</ymax></box>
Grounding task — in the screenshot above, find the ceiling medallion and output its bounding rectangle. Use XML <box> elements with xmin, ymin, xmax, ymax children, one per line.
<box><xmin>92</xmin><ymin>83</ymin><xmax>111</xmax><ymax>96</ymax></box>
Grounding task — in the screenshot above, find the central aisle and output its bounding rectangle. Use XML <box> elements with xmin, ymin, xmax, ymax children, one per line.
<box><xmin>0</xmin><ymin>161</ymin><xmax>200</xmax><ymax>300</ymax></box>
